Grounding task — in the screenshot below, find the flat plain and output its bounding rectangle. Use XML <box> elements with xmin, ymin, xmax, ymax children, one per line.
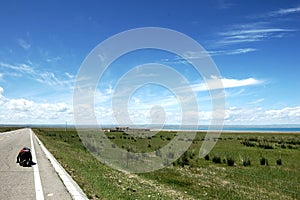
<box><xmin>24</xmin><ymin>128</ymin><xmax>300</xmax><ymax>199</ymax></box>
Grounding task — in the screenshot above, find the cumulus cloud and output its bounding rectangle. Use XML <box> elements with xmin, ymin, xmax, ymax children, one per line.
<box><xmin>7</xmin><ymin>98</ymin><xmax>34</xmax><ymax>111</ymax></box>
<box><xmin>223</xmin><ymin>106</ymin><xmax>300</xmax><ymax>125</ymax></box>
<box><xmin>0</xmin><ymin>86</ymin><xmax>72</xmax><ymax>124</ymax></box>
<box><xmin>266</xmin><ymin>106</ymin><xmax>300</xmax><ymax>118</ymax></box>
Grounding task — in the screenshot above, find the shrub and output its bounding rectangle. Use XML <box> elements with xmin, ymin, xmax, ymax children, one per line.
<box><xmin>226</xmin><ymin>157</ymin><xmax>235</xmax><ymax>166</ymax></box>
<box><xmin>175</xmin><ymin>152</ymin><xmax>190</xmax><ymax>167</ymax></box>
<box><xmin>204</xmin><ymin>154</ymin><xmax>210</xmax><ymax>161</ymax></box>
<box><xmin>212</xmin><ymin>155</ymin><xmax>221</xmax><ymax>164</ymax></box>
<box><xmin>260</xmin><ymin>157</ymin><xmax>268</xmax><ymax>166</ymax></box>
<box><xmin>276</xmin><ymin>159</ymin><xmax>282</xmax><ymax>166</ymax></box>
<box><xmin>281</xmin><ymin>144</ymin><xmax>286</xmax><ymax>149</ymax></box>
<box><xmin>242</xmin><ymin>157</ymin><xmax>251</xmax><ymax>166</ymax></box>
<box><xmin>189</xmin><ymin>151</ymin><xmax>196</xmax><ymax>159</ymax></box>
<box><xmin>241</xmin><ymin>141</ymin><xmax>257</xmax><ymax>147</ymax></box>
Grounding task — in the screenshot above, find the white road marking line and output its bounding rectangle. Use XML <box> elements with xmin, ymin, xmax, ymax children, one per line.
<box><xmin>30</xmin><ymin>129</ymin><xmax>45</xmax><ymax>200</ymax></box>
<box><xmin>34</xmin><ymin>133</ymin><xmax>88</xmax><ymax>200</ymax></box>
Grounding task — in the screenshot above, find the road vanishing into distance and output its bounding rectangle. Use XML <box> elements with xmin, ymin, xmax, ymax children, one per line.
<box><xmin>0</xmin><ymin>128</ymin><xmax>73</xmax><ymax>200</ymax></box>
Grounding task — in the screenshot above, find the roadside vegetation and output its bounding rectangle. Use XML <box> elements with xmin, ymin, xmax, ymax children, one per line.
<box><xmin>33</xmin><ymin>128</ymin><xmax>300</xmax><ymax>199</ymax></box>
<box><xmin>0</xmin><ymin>126</ymin><xmax>24</xmax><ymax>132</ymax></box>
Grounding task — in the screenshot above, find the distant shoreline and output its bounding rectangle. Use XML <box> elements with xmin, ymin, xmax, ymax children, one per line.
<box><xmin>1</xmin><ymin>124</ymin><xmax>300</xmax><ymax>133</ymax></box>
<box><xmin>150</xmin><ymin>129</ymin><xmax>300</xmax><ymax>134</ymax></box>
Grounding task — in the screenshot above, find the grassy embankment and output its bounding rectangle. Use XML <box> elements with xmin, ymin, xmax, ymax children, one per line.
<box><xmin>33</xmin><ymin>128</ymin><xmax>300</xmax><ymax>200</ymax></box>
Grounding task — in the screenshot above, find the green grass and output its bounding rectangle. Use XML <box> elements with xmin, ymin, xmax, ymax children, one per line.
<box><xmin>33</xmin><ymin>128</ymin><xmax>300</xmax><ymax>199</ymax></box>
<box><xmin>0</xmin><ymin>126</ymin><xmax>24</xmax><ymax>132</ymax></box>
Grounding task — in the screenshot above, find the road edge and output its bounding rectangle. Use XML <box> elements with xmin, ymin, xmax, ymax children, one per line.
<box><xmin>30</xmin><ymin>129</ymin><xmax>45</xmax><ymax>200</ymax></box>
<box><xmin>32</xmin><ymin>130</ymin><xmax>88</xmax><ymax>200</ymax></box>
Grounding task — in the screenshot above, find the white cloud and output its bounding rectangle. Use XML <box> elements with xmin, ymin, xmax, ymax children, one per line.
<box><xmin>17</xmin><ymin>39</ymin><xmax>31</xmax><ymax>50</ymax></box>
<box><xmin>220</xmin><ymin>28</ymin><xmax>295</xmax><ymax>36</ymax></box>
<box><xmin>0</xmin><ymin>86</ymin><xmax>4</xmax><ymax>106</ymax></box>
<box><xmin>0</xmin><ymin>62</ymin><xmax>74</xmax><ymax>88</ymax></box>
<box><xmin>184</xmin><ymin>48</ymin><xmax>257</xmax><ymax>57</ymax></box>
<box><xmin>224</xmin><ymin>106</ymin><xmax>300</xmax><ymax>125</ymax></box>
<box><xmin>266</xmin><ymin>106</ymin><xmax>300</xmax><ymax>118</ymax></box>
<box><xmin>37</xmin><ymin>71</ymin><xmax>64</xmax><ymax>86</ymax></box>
<box><xmin>160</xmin><ymin>48</ymin><xmax>256</xmax><ymax>65</ymax></box>
<box><xmin>269</xmin><ymin>6</ymin><xmax>300</xmax><ymax>16</ymax></box>
<box><xmin>0</xmin><ymin>86</ymin><xmax>73</xmax><ymax>124</ymax></box>
<box><xmin>0</xmin><ymin>62</ymin><xmax>35</xmax><ymax>75</ymax></box>
<box><xmin>217</xmin><ymin>28</ymin><xmax>295</xmax><ymax>45</ymax></box>
<box><xmin>208</xmin><ymin>48</ymin><xmax>257</xmax><ymax>56</ymax></box>
<box><xmin>249</xmin><ymin>98</ymin><xmax>265</xmax><ymax>104</ymax></box>
<box><xmin>46</xmin><ymin>56</ymin><xmax>61</xmax><ymax>63</ymax></box>
<box><xmin>1</xmin><ymin>82</ymin><xmax>299</xmax><ymax>125</ymax></box>
<box><xmin>6</xmin><ymin>98</ymin><xmax>34</xmax><ymax>111</ymax></box>
<box><xmin>1</xmin><ymin>99</ymin><xmax>72</xmax><ymax>124</ymax></box>
<box><xmin>65</xmin><ymin>72</ymin><xmax>74</xmax><ymax>79</ymax></box>
<box><xmin>191</xmin><ymin>77</ymin><xmax>262</xmax><ymax>92</ymax></box>
<box><xmin>0</xmin><ymin>86</ymin><xmax>3</xmax><ymax>96</ymax></box>
<box><xmin>39</xmin><ymin>102</ymin><xmax>69</xmax><ymax>113</ymax></box>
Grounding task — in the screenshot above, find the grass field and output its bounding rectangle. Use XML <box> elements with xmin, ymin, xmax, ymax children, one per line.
<box><xmin>32</xmin><ymin>128</ymin><xmax>300</xmax><ymax>200</ymax></box>
<box><xmin>0</xmin><ymin>126</ymin><xmax>24</xmax><ymax>132</ymax></box>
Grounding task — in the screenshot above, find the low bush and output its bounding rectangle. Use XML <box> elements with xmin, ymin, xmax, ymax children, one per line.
<box><xmin>204</xmin><ymin>154</ymin><xmax>210</xmax><ymax>161</ymax></box>
<box><xmin>260</xmin><ymin>157</ymin><xmax>268</xmax><ymax>166</ymax></box>
<box><xmin>276</xmin><ymin>158</ymin><xmax>282</xmax><ymax>166</ymax></box>
<box><xmin>212</xmin><ymin>155</ymin><xmax>221</xmax><ymax>164</ymax></box>
<box><xmin>226</xmin><ymin>157</ymin><xmax>235</xmax><ymax>166</ymax></box>
<box><xmin>242</xmin><ymin>157</ymin><xmax>251</xmax><ymax>166</ymax></box>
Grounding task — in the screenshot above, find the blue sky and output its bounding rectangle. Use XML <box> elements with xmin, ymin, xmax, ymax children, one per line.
<box><xmin>0</xmin><ymin>0</ymin><xmax>299</xmax><ymax>125</ymax></box>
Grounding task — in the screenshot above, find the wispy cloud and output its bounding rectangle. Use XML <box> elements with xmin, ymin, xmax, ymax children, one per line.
<box><xmin>17</xmin><ymin>39</ymin><xmax>31</xmax><ymax>50</ymax></box>
<box><xmin>191</xmin><ymin>77</ymin><xmax>262</xmax><ymax>92</ymax></box>
<box><xmin>269</xmin><ymin>5</ymin><xmax>300</xmax><ymax>17</ymax></box>
<box><xmin>65</xmin><ymin>72</ymin><xmax>74</xmax><ymax>79</ymax></box>
<box><xmin>214</xmin><ymin>0</ymin><xmax>235</xmax><ymax>10</ymax></box>
<box><xmin>217</xmin><ymin>27</ymin><xmax>295</xmax><ymax>45</ymax></box>
<box><xmin>0</xmin><ymin>62</ymin><xmax>74</xmax><ymax>88</ymax></box>
<box><xmin>46</xmin><ymin>56</ymin><xmax>61</xmax><ymax>63</ymax></box>
<box><xmin>249</xmin><ymin>98</ymin><xmax>265</xmax><ymax>104</ymax></box>
<box><xmin>185</xmin><ymin>48</ymin><xmax>257</xmax><ymax>57</ymax></box>
<box><xmin>160</xmin><ymin>47</ymin><xmax>257</xmax><ymax>65</ymax></box>
<box><xmin>0</xmin><ymin>62</ymin><xmax>35</xmax><ymax>74</ymax></box>
<box><xmin>208</xmin><ymin>48</ymin><xmax>257</xmax><ymax>56</ymax></box>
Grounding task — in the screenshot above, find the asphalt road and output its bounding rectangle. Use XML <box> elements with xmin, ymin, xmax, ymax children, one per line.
<box><xmin>0</xmin><ymin>128</ymin><xmax>72</xmax><ymax>200</ymax></box>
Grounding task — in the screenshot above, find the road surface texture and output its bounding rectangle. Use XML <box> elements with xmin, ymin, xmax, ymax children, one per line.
<box><xmin>0</xmin><ymin>128</ymin><xmax>84</xmax><ymax>200</ymax></box>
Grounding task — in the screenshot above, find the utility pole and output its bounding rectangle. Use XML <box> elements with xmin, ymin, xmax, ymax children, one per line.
<box><xmin>65</xmin><ymin>121</ymin><xmax>67</xmax><ymax>132</ymax></box>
